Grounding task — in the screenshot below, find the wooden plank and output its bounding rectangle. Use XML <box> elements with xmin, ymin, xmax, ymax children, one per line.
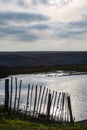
<box><xmin>47</xmin><ymin>93</ymin><xmax>51</xmax><ymax>120</ymax></box>
<box><xmin>52</xmin><ymin>91</ymin><xmax>57</xmax><ymax>120</ymax></box>
<box><xmin>29</xmin><ymin>85</ymin><xmax>34</xmax><ymax>115</ymax></box>
<box><xmin>67</xmin><ymin>95</ymin><xmax>74</xmax><ymax>123</ymax></box>
<box><xmin>51</xmin><ymin>90</ymin><xmax>55</xmax><ymax>103</ymax></box>
<box><xmin>17</xmin><ymin>80</ymin><xmax>22</xmax><ymax>111</ymax></box>
<box><xmin>36</xmin><ymin>85</ymin><xmax>42</xmax><ymax>114</ymax></box>
<box><xmin>50</xmin><ymin>90</ymin><xmax>54</xmax><ymax>118</ymax></box>
<box><xmin>60</xmin><ymin>92</ymin><xmax>63</xmax><ymax>122</ymax></box>
<box><xmin>43</xmin><ymin>88</ymin><xmax>48</xmax><ymax>114</ymax></box>
<box><xmin>61</xmin><ymin>93</ymin><xmax>65</xmax><ymax>122</ymax></box>
<box><xmin>33</xmin><ymin>85</ymin><xmax>37</xmax><ymax>117</ymax></box>
<box><xmin>25</xmin><ymin>84</ymin><xmax>30</xmax><ymax>115</ymax></box>
<box><xmin>39</xmin><ymin>87</ymin><xmax>46</xmax><ymax>114</ymax></box>
<box><xmin>14</xmin><ymin>77</ymin><xmax>17</xmax><ymax>111</ymax></box>
<box><xmin>55</xmin><ymin>92</ymin><xmax>61</xmax><ymax>117</ymax></box>
<box><xmin>66</xmin><ymin>93</ymin><xmax>69</xmax><ymax>122</ymax></box>
<box><xmin>65</xmin><ymin>93</ymin><xmax>68</xmax><ymax>123</ymax></box>
<box><xmin>10</xmin><ymin>77</ymin><xmax>13</xmax><ymax>111</ymax></box>
<box><xmin>57</xmin><ymin>92</ymin><xmax>62</xmax><ymax>122</ymax></box>
<box><xmin>4</xmin><ymin>79</ymin><xmax>9</xmax><ymax>112</ymax></box>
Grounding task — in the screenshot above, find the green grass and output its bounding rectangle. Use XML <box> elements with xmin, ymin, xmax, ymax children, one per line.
<box><xmin>0</xmin><ymin>64</ymin><xmax>87</xmax><ymax>78</ymax></box>
<box><xmin>0</xmin><ymin>106</ymin><xmax>87</xmax><ymax>130</ymax></box>
<box><xmin>0</xmin><ymin>117</ymin><xmax>87</xmax><ymax>130</ymax></box>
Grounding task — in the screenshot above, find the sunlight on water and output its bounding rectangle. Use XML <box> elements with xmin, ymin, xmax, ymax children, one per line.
<box><xmin>0</xmin><ymin>71</ymin><xmax>87</xmax><ymax>121</ymax></box>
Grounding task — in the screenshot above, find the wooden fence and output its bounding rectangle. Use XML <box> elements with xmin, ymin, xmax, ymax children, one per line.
<box><xmin>4</xmin><ymin>77</ymin><xmax>74</xmax><ymax>123</ymax></box>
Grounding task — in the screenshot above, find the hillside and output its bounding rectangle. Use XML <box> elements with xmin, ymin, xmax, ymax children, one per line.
<box><xmin>0</xmin><ymin>52</ymin><xmax>87</xmax><ymax>67</ymax></box>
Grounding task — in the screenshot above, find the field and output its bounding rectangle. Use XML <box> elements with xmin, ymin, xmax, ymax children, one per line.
<box><xmin>0</xmin><ymin>115</ymin><xmax>87</xmax><ymax>130</ymax></box>
<box><xmin>1</xmin><ymin>64</ymin><xmax>87</xmax><ymax>78</ymax></box>
<box><xmin>0</xmin><ymin>106</ymin><xmax>87</xmax><ymax>130</ymax></box>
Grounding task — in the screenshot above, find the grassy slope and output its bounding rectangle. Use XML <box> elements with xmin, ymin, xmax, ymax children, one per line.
<box><xmin>0</xmin><ymin>106</ymin><xmax>87</xmax><ymax>130</ymax></box>
<box><xmin>0</xmin><ymin>117</ymin><xmax>87</xmax><ymax>130</ymax></box>
<box><xmin>0</xmin><ymin>64</ymin><xmax>87</xmax><ymax>78</ymax></box>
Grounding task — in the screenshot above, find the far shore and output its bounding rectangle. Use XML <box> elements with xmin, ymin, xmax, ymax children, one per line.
<box><xmin>0</xmin><ymin>64</ymin><xmax>87</xmax><ymax>78</ymax></box>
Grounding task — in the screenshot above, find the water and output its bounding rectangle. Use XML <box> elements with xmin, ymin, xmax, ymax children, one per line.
<box><xmin>0</xmin><ymin>71</ymin><xmax>87</xmax><ymax>121</ymax></box>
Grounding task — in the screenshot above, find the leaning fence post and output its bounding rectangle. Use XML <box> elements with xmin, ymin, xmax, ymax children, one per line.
<box><xmin>47</xmin><ymin>93</ymin><xmax>51</xmax><ymax>120</ymax></box>
<box><xmin>33</xmin><ymin>85</ymin><xmax>37</xmax><ymax>117</ymax></box>
<box><xmin>4</xmin><ymin>79</ymin><xmax>9</xmax><ymax>112</ymax></box>
<box><xmin>10</xmin><ymin>77</ymin><xmax>13</xmax><ymax>111</ymax></box>
<box><xmin>14</xmin><ymin>77</ymin><xmax>18</xmax><ymax>112</ymax></box>
<box><xmin>17</xmin><ymin>80</ymin><xmax>22</xmax><ymax>112</ymax></box>
<box><xmin>25</xmin><ymin>84</ymin><xmax>30</xmax><ymax>115</ymax></box>
<box><xmin>67</xmin><ymin>96</ymin><xmax>74</xmax><ymax>123</ymax></box>
<box><xmin>39</xmin><ymin>87</ymin><xmax>46</xmax><ymax>114</ymax></box>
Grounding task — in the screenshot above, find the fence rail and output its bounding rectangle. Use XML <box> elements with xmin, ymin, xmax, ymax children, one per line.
<box><xmin>4</xmin><ymin>77</ymin><xmax>74</xmax><ymax>123</ymax></box>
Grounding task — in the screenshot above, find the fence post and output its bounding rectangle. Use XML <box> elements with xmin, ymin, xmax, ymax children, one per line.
<box><xmin>10</xmin><ymin>77</ymin><xmax>13</xmax><ymax>111</ymax></box>
<box><xmin>67</xmin><ymin>96</ymin><xmax>74</xmax><ymax>123</ymax></box>
<box><xmin>4</xmin><ymin>79</ymin><xmax>9</xmax><ymax>112</ymax></box>
<box><xmin>47</xmin><ymin>93</ymin><xmax>51</xmax><ymax>120</ymax></box>
<box><xmin>39</xmin><ymin>87</ymin><xmax>46</xmax><ymax>114</ymax></box>
<box><xmin>33</xmin><ymin>85</ymin><xmax>37</xmax><ymax>117</ymax></box>
<box><xmin>52</xmin><ymin>91</ymin><xmax>57</xmax><ymax>120</ymax></box>
<box><xmin>43</xmin><ymin>88</ymin><xmax>48</xmax><ymax>114</ymax></box>
<box><xmin>29</xmin><ymin>85</ymin><xmax>34</xmax><ymax>115</ymax></box>
<box><xmin>14</xmin><ymin>77</ymin><xmax>18</xmax><ymax>112</ymax></box>
<box><xmin>17</xmin><ymin>80</ymin><xmax>22</xmax><ymax>112</ymax></box>
<box><xmin>36</xmin><ymin>86</ymin><xmax>42</xmax><ymax>115</ymax></box>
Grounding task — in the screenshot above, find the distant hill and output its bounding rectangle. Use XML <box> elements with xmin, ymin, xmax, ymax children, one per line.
<box><xmin>0</xmin><ymin>51</ymin><xmax>87</xmax><ymax>67</ymax></box>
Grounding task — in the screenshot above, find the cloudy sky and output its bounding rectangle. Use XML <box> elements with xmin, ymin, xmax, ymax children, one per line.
<box><xmin>0</xmin><ymin>0</ymin><xmax>87</xmax><ymax>51</ymax></box>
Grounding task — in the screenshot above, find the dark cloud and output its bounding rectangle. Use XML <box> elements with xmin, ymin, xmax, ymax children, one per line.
<box><xmin>0</xmin><ymin>21</ymin><xmax>7</xmax><ymax>26</ymax></box>
<box><xmin>29</xmin><ymin>24</ymin><xmax>50</xmax><ymax>30</ymax></box>
<box><xmin>0</xmin><ymin>25</ymin><xmax>39</xmax><ymax>41</ymax></box>
<box><xmin>0</xmin><ymin>11</ymin><xmax>49</xmax><ymax>42</ymax></box>
<box><xmin>55</xmin><ymin>17</ymin><xmax>87</xmax><ymax>39</ymax></box>
<box><xmin>16</xmin><ymin>33</ymin><xmax>39</xmax><ymax>42</ymax></box>
<box><xmin>68</xmin><ymin>20</ymin><xmax>87</xmax><ymax>29</ymax></box>
<box><xmin>57</xmin><ymin>29</ymin><xmax>87</xmax><ymax>39</ymax></box>
<box><xmin>0</xmin><ymin>26</ymin><xmax>26</xmax><ymax>35</ymax></box>
<box><xmin>17</xmin><ymin>0</ymin><xmax>28</xmax><ymax>8</ymax></box>
<box><xmin>0</xmin><ymin>11</ymin><xmax>49</xmax><ymax>23</ymax></box>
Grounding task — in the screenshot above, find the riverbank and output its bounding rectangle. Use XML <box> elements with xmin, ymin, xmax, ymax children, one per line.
<box><xmin>0</xmin><ymin>105</ymin><xmax>87</xmax><ymax>130</ymax></box>
<box><xmin>0</xmin><ymin>114</ymin><xmax>87</xmax><ymax>130</ymax></box>
<box><xmin>0</xmin><ymin>64</ymin><xmax>87</xmax><ymax>78</ymax></box>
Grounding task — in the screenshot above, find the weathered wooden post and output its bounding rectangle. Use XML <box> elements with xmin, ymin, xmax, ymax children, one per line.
<box><xmin>10</xmin><ymin>77</ymin><xmax>13</xmax><ymax>111</ymax></box>
<box><xmin>43</xmin><ymin>88</ymin><xmax>48</xmax><ymax>114</ymax></box>
<box><xmin>39</xmin><ymin>87</ymin><xmax>46</xmax><ymax>114</ymax></box>
<box><xmin>55</xmin><ymin>92</ymin><xmax>61</xmax><ymax>119</ymax></box>
<box><xmin>36</xmin><ymin>86</ymin><xmax>42</xmax><ymax>115</ymax></box>
<box><xmin>17</xmin><ymin>80</ymin><xmax>22</xmax><ymax>111</ymax></box>
<box><xmin>47</xmin><ymin>93</ymin><xmax>51</xmax><ymax>120</ymax></box>
<box><xmin>4</xmin><ymin>79</ymin><xmax>9</xmax><ymax>112</ymax></box>
<box><xmin>52</xmin><ymin>91</ymin><xmax>57</xmax><ymax>120</ymax></box>
<box><xmin>67</xmin><ymin>96</ymin><xmax>74</xmax><ymax>123</ymax></box>
<box><xmin>14</xmin><ymin>77</ymin><xmax>18</xmax><ymax>111</ymax></box>
<box><xmin>33</xmin><ymin>85</ymin><xmax>37</xmax><ymax>117</ymax></box>
<box><xmin>25</xmin><ymin>84</ymin><xmax>30</xmax><ymax>115</ymax></box>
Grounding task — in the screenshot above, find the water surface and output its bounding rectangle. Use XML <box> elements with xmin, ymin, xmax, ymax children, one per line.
<box><xmin>0</xmin><ymin>71</ymin><xmax>87</xmax><ymax>121</ymax></box>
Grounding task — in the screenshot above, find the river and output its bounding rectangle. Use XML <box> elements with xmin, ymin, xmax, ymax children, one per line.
<box><xmin>0</xmin><ymin>71</ymin><xmax>87</xmax><ymax>121</ymax></box>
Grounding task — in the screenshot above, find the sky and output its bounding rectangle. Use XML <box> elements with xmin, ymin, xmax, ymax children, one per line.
<box><xmin>0</xmin><ymin>0</ymin><xmax>87</xmax><ymax>51</ymax></box>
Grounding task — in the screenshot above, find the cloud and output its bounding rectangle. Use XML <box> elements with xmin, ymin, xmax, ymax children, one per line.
<box><xmin>68</xmin><ymin>19</ymin><xmax>87</xmax><ymax>29</ymax></box>
<box><xmin>53</xmin><ymin>16</ymin><xmax>87</xmax><ymax>39</ymax></box>
<box><xmin>0</xmin><ymin>11</ymin><xmax>49</xmax><ymax>23</ymax></box>
<box><xmin>0</xmin><ymin>25</ymin><xmax>40</xmax><ymax>42</ymax></box>
<box><xmin>16</xmin><ymin>33</ymin><xmax>39</xmax><ymax>42</ymax></box>
<box><xmin>32</xmin><ymin>0</ymin><xmax>72</xmax><ymax>5</ymax></box>
<box><xmin>29</xmin><ymin>24</ymin><xmax>50</xmax><ymax>30</ymax></box>
<box><xmin>17</xmin><ymin>0</ymin><xmax>28</xmax><ymax>8</ymax></box>
<box><xmin>0</xmin><ymin>21</ymin><xmax>7</xmax><ymax>26</ymax></box>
